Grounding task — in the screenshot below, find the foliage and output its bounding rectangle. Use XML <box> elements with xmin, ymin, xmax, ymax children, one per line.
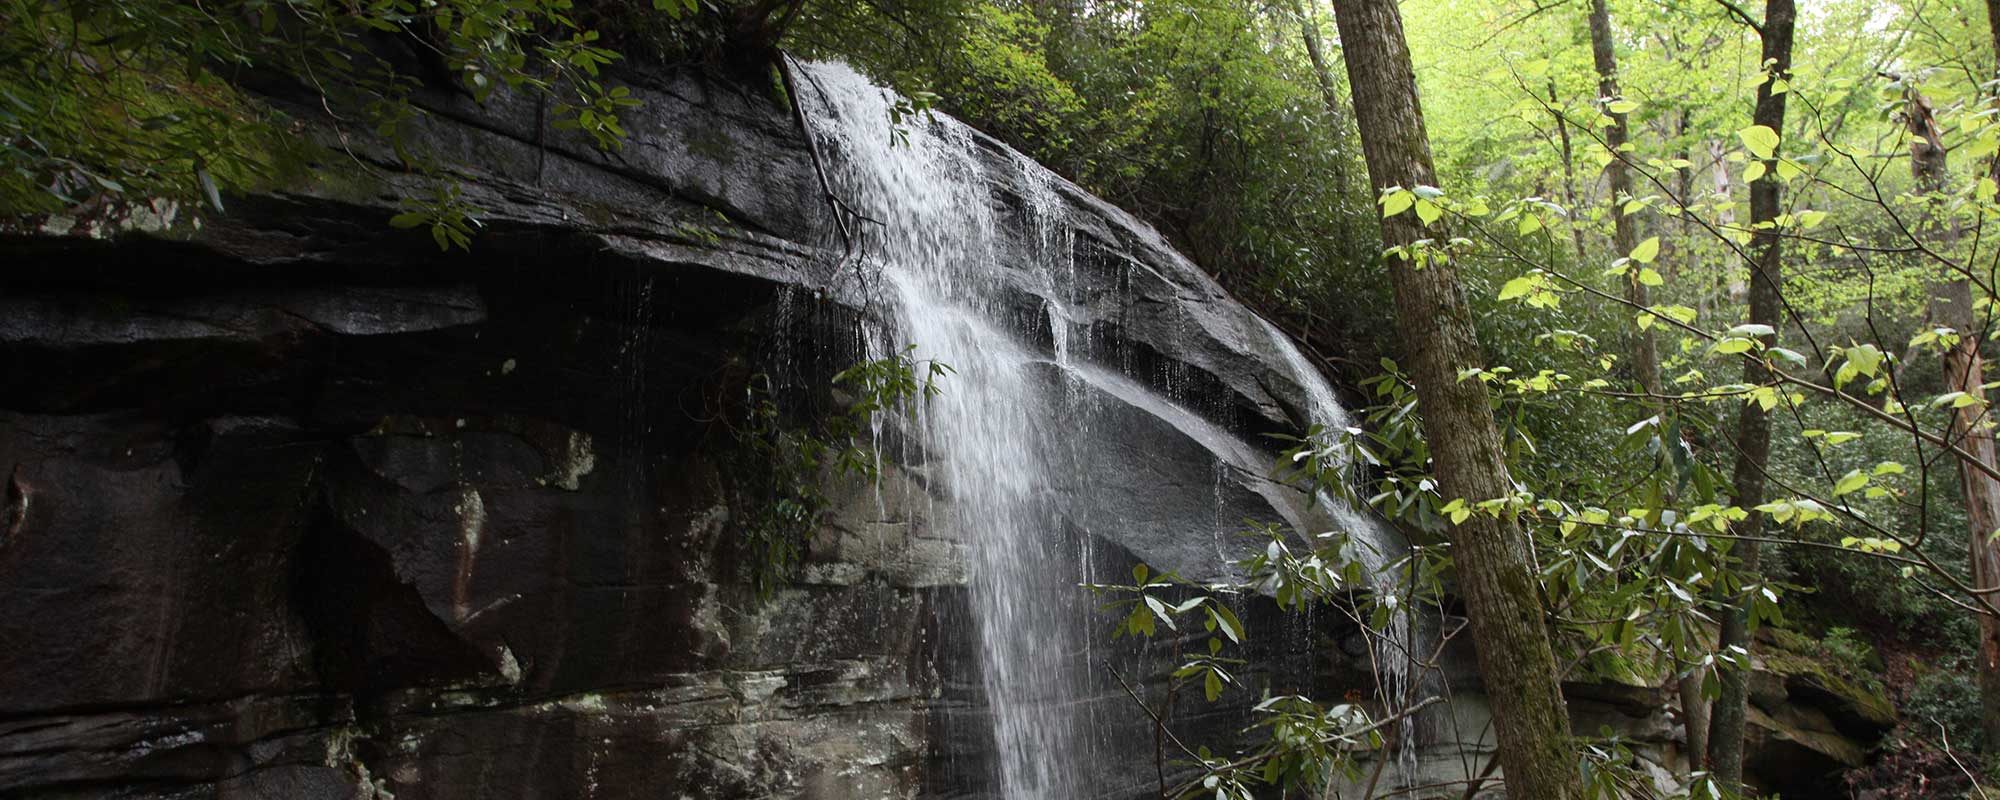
<box><xmin>1085</xmin><ymin>556</ymin><xmax>1406</xmax><ymax>799</ymax></box>
<box><xmin>733</xmin><ymin>345</ymin><xmax>950</xmax><ymax>596</ymax></box>
<box><xmin>14</xmin><ymin>0</ymin><xmax>2000</xmax><ymax>790</ymax></box>
<box><xmin>788</xmin><ymin>0</ymin><xmax>2000</xmax><ymax>790</ymax></box>
<box><xmin>1907</xmin><ymin>656</ymin><xmax>1988</xmax><ymax>754</ymax></box>
<box><xmin>1</xmin><ymin>0</ymin><xmax>656</xmax><ymax>245</ymax></box>
<box><xmin>789</xmin><ymin>0</ymin><xmax>1389</xmax><ymax>360</ymax></box>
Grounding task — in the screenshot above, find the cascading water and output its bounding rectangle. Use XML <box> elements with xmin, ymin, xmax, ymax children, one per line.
<box><xmin>797</xmin><ymin>61</ymin><xmax>1415</xmax><ymax>797</ymax></box>
<box><xmin>1260</xmin><ymin>321</ymin><xmax>1428</xmax><ymax>788</ymax></box>
<box><xmin>801</xmin><ymin>63</ymin><xmax>1092</xmax><ymax>799</ymax></box>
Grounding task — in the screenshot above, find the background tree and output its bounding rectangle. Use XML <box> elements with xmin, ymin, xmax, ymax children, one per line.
<box><xmin>1705</xmin><ymin>0</ymin><xmax>1794</xmax><ymax>788</ymax></box>
<box><xmin>1330</xmin><ymin>0</ymin><xmax>1584</xmax><ymax>796</ymax></box>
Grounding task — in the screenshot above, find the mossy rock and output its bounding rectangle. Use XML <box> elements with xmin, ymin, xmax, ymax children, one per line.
<box><xmin>1757</xmin><ymin>628</ymin><xmax>1897</xmax><ymax>736</ymax></box>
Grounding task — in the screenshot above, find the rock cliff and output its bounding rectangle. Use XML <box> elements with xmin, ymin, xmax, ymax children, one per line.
<box><xmin>0</xmin><ymin>61</ymin><xmax>1349</xmax><ymax>799</ymax></box>
<box><xmin>0</xmin><ymin>61</ymin><xmax>1890</xmax><ymax>799</ymax></box>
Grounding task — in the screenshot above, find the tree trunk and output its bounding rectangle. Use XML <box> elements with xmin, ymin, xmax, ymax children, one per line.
<box><xmin>1290</xmin><ymin>0</ymin><xmax>1350</xmax><ymax>189</ymax></box>
<box><xmin>1673</xmin><ymin>110</ymin><xmax>1696</xmax><ymax>284</ymax></box>
<box><xmin>1710</xmin><ymin>139</ymin><xmax>1742</xmax><ymax>309</ymax></box>
<box><xmin>1991</xmin><ymin>0</ymin><xmax>2000</xmax><ymax>97</ymax></box>
<box><xmin>1588</xmin><ymin>0</ymin><xmax>1701</xmax><ymax>763</ymax></box>
<box><xmin>1549</xmin><ymin>80</ymin><xmax>1591</xmax><ymax>262</ymax></box>
<box><xmin>1944</xmin><ymin>279</ymin><xmax>2000</xmax><ymax>748</ymax></box>
<box><xmin>1983</xmin><ymin>0</ymin><xmax>2000</xmax><ymax>746</ymax></box>
<box><xmin>1293</xmin><ymin>0</ymin><xmax>1343</xmax><ymax>130</ymax></box>
<box><xmin>1707</xmin><ymin>0</ymin><xmax>1795</xmax><ymax>790</ymax></box>
<box><xmin>1904</xmin><ymin>79</ymin><xmax>2000</xmax><ymax>749</ymax></box>
<box><xmin>1587</xmin><ymin>0</ymin><xmax>1660</xmax><ymax>398</ymax></box>
<box><xmin>1328</xmin><ymin>0</ymin><xmax>1583</xmax><ymax>796</ymax></box>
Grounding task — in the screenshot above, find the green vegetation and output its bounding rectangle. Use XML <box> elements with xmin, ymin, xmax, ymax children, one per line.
<box><xmin>731</xmin><ymin>345</ymin><xmax>949</xmax><ymax>596</ymax></box>
<box><xmin>1</xmin><ymin>0</ymin><xmax>646</xmax><ymax>243</ymax></box>
<box><xmin>12</xmin><ymin>0</ymin><xmax>2000</xmax><ymax>795</ymax></box>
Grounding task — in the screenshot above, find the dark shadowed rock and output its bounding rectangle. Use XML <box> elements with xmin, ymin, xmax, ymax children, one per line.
<box><xmin>0</xmin><ymin>58</ymin><xmax>1355</xmax><ymax>800</ymax></box>
<box><xmin>0</xmin><ymin>59</ymin><xmax>1879</xmax><ymax>800</ymax></box>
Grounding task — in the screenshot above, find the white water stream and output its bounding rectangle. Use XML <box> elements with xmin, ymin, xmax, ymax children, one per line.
<box><xmin>797</xmin><ymin>62</ymin><xmax>1418</xmax><ymax>797</ymax></box>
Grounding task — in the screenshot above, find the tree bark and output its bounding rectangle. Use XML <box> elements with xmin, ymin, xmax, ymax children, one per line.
<box><xmin>1293</xmin><ymin>0</ymin><xmax>1344</xmax><ymax>130</ymax></box>
<box><xmin>1983</xmin><ymin>0</ymin><xmax>2000</xmax><ymax>746</ymax></box>
<box><xmin>1707</xmin><ymin>0</ymin><xmax>1795</xmax><ymax>790</ymax></box>
<box><xmin>1588</xmin><ymin>0</ymin><xmax>1702</xmax><ymax>763</ymax></box>
<box><xmin>1991</xmin><ymin>0</ymin><xmax>2000</xmax><ymax>98</ymax></box>
<box><xmin>1328</xmin><ymin>0</ymin><xmax>1583</xmax><ymax>796</ymax></box>
<box><xmin>1944</xmin><ymin>279</ymin><xmax>2000</xmax><ymax>748</ymax></box>
<box><xmin>1549</xmin><ymin>80</ymin><xmax>1591</xmax><ymax>262</ymax></box>
<box><xmin>1291</xmin><ymin>0</ymin><xmax>1350</xmax><ymax>189</ymax></box>
<box><xmin>1904</xmin><ymin>79</ymin><xmax>2000</xmax><ymax>749</ymax></box>
<box><xmin>1587</xmin><ymin>0</ymin><xmax>1661</xmax><ymax>398</ymax></box>
<box><xmin>1710</xmin><ymin>140</ymin><xmax>1742</xmax><ymax>308</ymax></box>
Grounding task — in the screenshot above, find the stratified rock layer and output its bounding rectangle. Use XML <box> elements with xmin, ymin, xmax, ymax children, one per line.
<box><xmin>0</xmin><ymin>62</ymin><xmax>1890</xmax><ymax>799</ymax></box>
<box><xmin>0</xmin><ymin>62</ymin><xmax>1343</xmax><ymax>800</ymax></box>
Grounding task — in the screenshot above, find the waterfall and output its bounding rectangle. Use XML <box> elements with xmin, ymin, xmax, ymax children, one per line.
<box><xmin>1258</xmin><ymin>320</ymin><xmax>1427</xmax><ymax>787</ymax></box>
<box><xmin>796</xmin><ymin>61</ymin><xmax>1412</xmax><ymax>797</ymax></box>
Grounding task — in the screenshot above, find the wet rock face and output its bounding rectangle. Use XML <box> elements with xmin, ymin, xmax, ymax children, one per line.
<box><xmin>0</xmin><ymin>62</ymin><xmax>1339</xmax><ymax>800</ymax></box>
<box><xmin>0</xmin><ymin>258</ymin><xmax>952</xmax><ymax>799</ymax></box>
<box><xmin>0</xmin><ymin>60</ymin><xmax>1887</xmax><ymax>799</ymax></box>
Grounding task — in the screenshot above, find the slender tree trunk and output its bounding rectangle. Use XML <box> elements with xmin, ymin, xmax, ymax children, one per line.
<box><xmin>1549</xmin><ymin>80</ymin><xmax>1590</xmax><ymax>262</ymax></box>
<box><xmin>1291</xmin><ymin>0</ymin><xmax>1349</xmax><ymax>189</ymax></box>
<box><xmin>1294</xmin><ymin>0</ymin><xmax>1343</xmax><ymax>129</ymax></box>
<box><xmin>1707</xmin><ymin>0</ymin><xmax>1795</xmax><ymax>790</ymax></box>
<box><xmin>1588</xmin><ymin>1</ymin><xmax>1702</xmax><ymax>764</ymax></box>
<box><xmin>1945</xmin><ymin>280</ymin><xmax>2000</xmax><ymax>748</ymax></box>
<box><xmin>1991</xmin><ymin>0</ymin><xmax>2000</xmax><ymax>95</ymax></box>
<box><xmin>1904</xmin><ymin>80</ymin><xmax>2000</xmax><ymax>748</ymax></box>
<box><xmin>1588</xmin><ymin>0</ymin><xmax>1660</xmax><ymax>398</ymax></box>
<box><xmin>1710</xmin><ymin>140</ymin><xmax>1742</xmax><ymax>309</ymax></box>
<box><xmin>1982</xmin><ymin>0</ymin><xmax>2000</xmax><ymax>747</ymax></box>
<box><xmin>1328</xmin><ymin>0</ymin><xmax>1583</xmax><ymax>796</ymax></box>
<box><xmin>1674</xmin><ymin>110</ymin><xmax>1697</xmax><ymax>283</ymax></box>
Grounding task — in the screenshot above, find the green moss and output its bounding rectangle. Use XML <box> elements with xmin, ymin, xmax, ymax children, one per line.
<box><xmin>1759</xmin><ymin>628</ymin><xmax>1897</xmax><ymax>727</ymax></box>
<box><xmin>683</xmin><ymin>127</ymin><xmax>739</xmax><ymax>166</ymax></box>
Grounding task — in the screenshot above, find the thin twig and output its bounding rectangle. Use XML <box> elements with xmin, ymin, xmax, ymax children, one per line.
<box><xmin>1935</xmin><ymin>717</ymin><xmax>1992</xmax><ymax>800</ymax></box>
<box><xmin>1103</xmin><ymin>659</ymin><xmax>1207</xmax><ymax>767</ymax></box>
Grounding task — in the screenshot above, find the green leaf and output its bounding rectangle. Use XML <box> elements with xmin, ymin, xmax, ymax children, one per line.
<box><xmin>1713</xmin><ymin>338</ymin><xmax>1755</xmax><ymax>355</ymax></box>
<box><xmin>1211</xmin><ymin>603</ymin><xmax>1244</xmax><ymax>644</ymax></box>
<box><xmin>1607</xmin><ymin>99</ymin><xmax>1640</xmax><ymax>114</ymax></box>
<box><xmin>1832</xmin><ymin>470</ymin><xmax>1868</xmax><ymax>497</ymax></box>
<box><xmin>389</xmin><ymin>212</ymin><xmax>429</xmax><ymax>229</ymax></box>
<box><xmin>1737</xmin><ymin>124</ymin><xmax>1780</xmax><ymax>160</ymax></box>
<box><xmin>1629</xmin><ymin>236</ymin><xmax>1660</xmax><ymax>264</ymax></box>
<box><xmin>1637</xmin><ymin>268</ymin><xmax>1664</xmax><ymax>287</ymax></box>
<box><xmin>1845</xmin><ymin>344</ymin><xmax>1884</xmax><ymax>376</ymax></box>
<box><xmin>1769</xmin><ymin>347</ymin><xmax>1808</xmax><ymax>368</ymax></box>
<box><xmin>1414</xmin><ymin>199</ymin><xmax>1442</xmax><ymax>226</ymax></box>
<box><xmin>1381</xmin><ymin>189</ymin><xmax>1414</xmax><ymax>217</ymax></box>
<box><xmin>1498</xmin><ymin>275</ymin><xmax>1536</xmax><ymax>300</ymax></box>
